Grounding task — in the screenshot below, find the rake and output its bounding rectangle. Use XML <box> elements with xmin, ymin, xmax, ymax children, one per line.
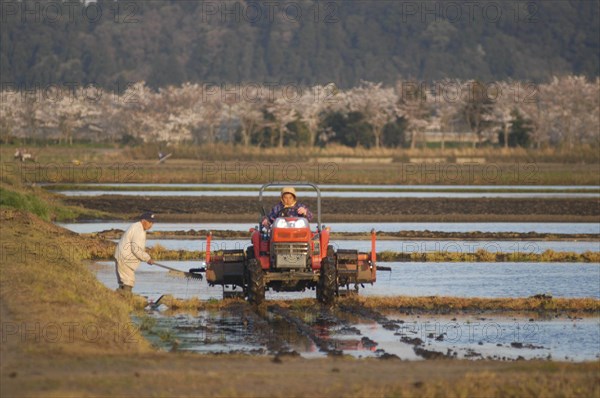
<box><xmin>153</xmin><ymin>262</ymin><xmax>204</xmax><ymax>280</ymax></box>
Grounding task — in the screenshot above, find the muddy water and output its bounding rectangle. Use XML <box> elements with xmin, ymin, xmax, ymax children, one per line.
<box><xmin>91</xmin><ymin>261</ymin><xmax>600</xmax><ymax>301</ymax></box>
<box><xmin>91</xmin><ymin>261</ymin><xmax>599</xmax><ymax>361</ymax></box>
<box><xmin>137</xmin><ymin>308</ymin><xmax>599</xmax><ymax>362</ymax></box>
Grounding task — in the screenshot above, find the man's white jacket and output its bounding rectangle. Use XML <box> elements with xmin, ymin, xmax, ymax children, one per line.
<box><xmin>114</xmin><ymin>221</ymin><xmax>151</xmax><ymax>286</ymax></box>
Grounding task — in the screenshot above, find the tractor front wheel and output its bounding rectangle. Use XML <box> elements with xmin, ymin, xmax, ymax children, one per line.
<box><xmin>247</xmin><ymin>259</ymin><xmax>265</xmax><ymax>305</ymax></box>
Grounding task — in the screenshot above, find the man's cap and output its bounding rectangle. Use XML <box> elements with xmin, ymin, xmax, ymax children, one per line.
<box><xmin>140</xmin><ymin>212</ymin><xmax>156</xmax><ymax>222</ymax></box>
<box><xmin>281</xmin><ymin>186</ymin><xmax>296</xmax><ymax>198</ymax></box>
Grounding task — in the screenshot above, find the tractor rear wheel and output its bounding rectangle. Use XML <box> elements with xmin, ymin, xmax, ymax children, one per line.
<box><xmin>318</xmin><ymin>254</ymin><xmax>337</xmax><ymax>305</ymax></box>
<box><xmin>247</xmin><ymin>259</ymin><xmax>265</xmax><ymax>305</ymax></box>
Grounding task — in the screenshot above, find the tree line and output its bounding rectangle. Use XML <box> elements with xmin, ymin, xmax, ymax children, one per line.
<box><xmin>1</xmin><ymin>76</ymin><xmax>598</xmax><ymax>150</ymax></box>
<box><xmin>1</xmin><ymin>0</ymin><xmax>598</xmax><ymax>90</ymax></box>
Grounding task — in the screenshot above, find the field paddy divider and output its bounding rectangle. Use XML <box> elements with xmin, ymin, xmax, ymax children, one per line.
<box><xmin>141</xmin><ymin>246</ymin><xmax>600</xmax><ymax>263</ymax></box>
<box><xmin>144</xmin><ymin>295</ymin><xmax>599</xmax><ymax>315</ymax></box>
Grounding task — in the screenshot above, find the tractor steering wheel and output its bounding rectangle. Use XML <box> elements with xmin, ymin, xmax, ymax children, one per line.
<box><xmin>278</xmin><ymin>207</ymin><xmax>296</xmax><ymax>218</ymax></box>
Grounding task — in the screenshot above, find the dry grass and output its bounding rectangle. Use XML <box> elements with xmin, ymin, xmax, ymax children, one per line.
<box><xmin>2</xmin><ymin>144</ymin><xmax>599</xmax><ymax>185</ymax></box>
<box><xmin>0</xmin><ymin>208</ymin><xmax>151</xmax><ymax>355</ymax></box>
<box><xmin>377</xmin><ymin>249</ymin><xmax>600</xmax><ymax>263</ymax></box>
<box><xmin>142</xmin><ymin>294</ymin><xmax>600</xmax><ymax>315</ymax></box>
<box><xmin>342</xmin><ymin>295</ymin><xmax>600</xmax><ymax>313</ymax></box>
<box><xmin>2</xmin><ymin>355</ymin><xmax>598</xmax><ymax>398</ymax></box>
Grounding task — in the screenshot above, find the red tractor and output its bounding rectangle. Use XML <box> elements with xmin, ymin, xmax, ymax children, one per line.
<box><xmin>205</xmin><ymin>182</ymin><xmax>377</xmax><ymax>304</ymax></box>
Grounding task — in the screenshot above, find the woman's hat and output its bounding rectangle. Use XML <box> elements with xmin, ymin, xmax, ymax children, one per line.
<box><xmin>281</xmin><ymin>186</ymin><xmax>296</xmax><ymax>198</ymax></box>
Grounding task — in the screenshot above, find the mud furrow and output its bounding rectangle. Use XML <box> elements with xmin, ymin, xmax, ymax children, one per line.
<box><xmin>225</xmin><ymin>303</ymin><xmax>293</xmax><ymax>355</ymax></box>
<box><xmin>338</xmin><ymin>304</ymin><xmax>451</xmax><ymax>360</ymax></box>
<box><xmin>267</xmin><ymin>305</ymin><xmax>340</xmax><ymax>355</ymax></box>
<box><xmin>338</xmin><ymin>304</ymin><xmax>401</xmax><ymax>331</ymax></box>
<box><xmin>266</xmin><ymin>304</ymin><xmax>398</xmax><ymax>358</ymax></box>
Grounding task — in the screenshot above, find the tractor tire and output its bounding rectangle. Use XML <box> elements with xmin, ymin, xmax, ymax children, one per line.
<box><xmin>318</xmin><ymin>255</ymin><xmax>337</xmax><ymax>305</ymax></box>
<box><xmin>246</xmin><ymin>245</ymin><xmax>254</xmax><ymax>260</ymax></box>
<box><xmin>247</xmin><ymin>258</ymin><xmax>265</xmax><ymax>305</ymax></box>
<box><xmin>327</xmin><ymin>244</ymin><xmax>335</xmax><ymax>258</ymax></box>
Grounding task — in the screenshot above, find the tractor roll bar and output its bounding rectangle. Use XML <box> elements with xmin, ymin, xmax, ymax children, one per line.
<box><xmin>258</xmin><ymin>181</ymin><xmax>322</xmax><ymax>230</ymax></box>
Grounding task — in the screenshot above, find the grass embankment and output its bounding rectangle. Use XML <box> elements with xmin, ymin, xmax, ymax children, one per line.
<box><xmin>343</xmin><ymin>295</ymin><xmax>600</xmax><ymax>314</ymax></box>
<box><xmin>0</xmin><ymin>176</ymin><xmax>110</xmax><ymax>222</ymax></box>
<box><xmin>0</xmin><ymin>209</ymin><xmax>150</xmax><ymax>356</ymax></box>
<box><xmin>377</xmin><ymin>249</ymin><xmax>600</xmax><ymax>263</ymax></box>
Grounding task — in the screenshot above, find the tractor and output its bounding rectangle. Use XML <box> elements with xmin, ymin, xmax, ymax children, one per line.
<box><xmin>205</xmin><ymin>182</ymin><xmax>377</xmax><ymax>304</ymax></box>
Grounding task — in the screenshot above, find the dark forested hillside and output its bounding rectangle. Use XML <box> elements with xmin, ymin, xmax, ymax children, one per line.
<box><xmin>1</xmin><ymin>0</ymin><xmax>598</xmax><ymax>89</ymax></box>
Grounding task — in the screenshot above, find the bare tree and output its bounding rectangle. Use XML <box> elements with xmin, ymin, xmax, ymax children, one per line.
<box><xmin>460</xmin><ymin>80</ymin><xmax>495</xmax><ymax>148</ymax></box>
<box><xmin>233</xmin><ymin>97</ymin><xmax>264</xmax><ymax>146</ymax></box>
<box><xmin>266</xmin><ymin>97</ymin><xmax>296</xmax><ymax>148</ymax></box>
<box><xmin>395</xmin><ymin>80</ymin><xmax>430</xmax><ymax>149</ymax></box>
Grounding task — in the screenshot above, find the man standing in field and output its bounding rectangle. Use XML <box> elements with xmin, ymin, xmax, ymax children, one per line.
<box><xmin>114</xmin><ymin>212</ymin><xmax>155</xmax><ymax>294</ymax></box>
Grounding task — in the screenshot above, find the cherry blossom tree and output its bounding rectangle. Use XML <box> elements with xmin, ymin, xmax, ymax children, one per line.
<box><xmin>266</xmin><ymin>97</ymin><xmax>296</xmax><ymax>148</ymax></box>
<box><xmin>395</xmin><ymin>80</ymin><xmax>430</xmax><ymax>149</ymax></box>
<box><xmin>233</xmin><ymin>96</ymin><xmax>264</xmax><ymax>146</ymax></box>
<box><xmin>343</xmin><ymin>82</ymin><xmax>400</xmax><ymax>148</ymax></box>
<box><xmin>292</xmin><ymin>84</ymin><xmax>339</xmax><ymax>147</ymax></box>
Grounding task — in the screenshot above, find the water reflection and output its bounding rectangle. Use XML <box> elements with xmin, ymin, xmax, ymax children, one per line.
<box><xmin>91</xmin><ymin>261</ymin><xmax>600</xmax><ymax>302</ymax></box>
<box><xmin>371</xmin><ymin>262</ymin><xmax>600</xmax><ymax>299</ymax></box>
<box><xmin>137</xmin><ymin>306</ymin><xmax>599</xmax><ymax>361</ymax></box>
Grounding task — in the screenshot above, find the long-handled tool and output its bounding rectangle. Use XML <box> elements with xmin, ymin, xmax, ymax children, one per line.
<box><xmin>153</xmin><ymin>262</ymin><xmax>203</xmax><ymax>280</ymax></box>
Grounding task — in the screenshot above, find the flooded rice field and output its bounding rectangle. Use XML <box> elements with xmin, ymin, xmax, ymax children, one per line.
<box><xmin>137</xmin><ymin>304</ymin><xmax>599</xmax><ymax>362</ymax></box>
<box><xmin>92</xmin><ymin>258</ymin><xmax>599</xmax><ymax>361</ymax></box>
<box><xmin>48</xmin><ymin>183</ymin><xmax>600</xmax><ymax>199</ymax></box>
<box><xmin>92</xmin><ymin>261</ymin><xmax>600</xmax><ymax>301</ymax></box>
<box><xmin>75</xmin><ymin>183</ymin><xmax>598</xmax><ymax>363</ymax></box>
<box><xmin>60</xmin><ymin>221</ymin><xmax>600</xmax><ymax>234</ymax></box>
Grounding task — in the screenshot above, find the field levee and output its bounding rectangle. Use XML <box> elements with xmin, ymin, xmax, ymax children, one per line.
<box><xmin>64</xmin><ymin>196</ymin><xmax>600</xmax><ymax>222</ymax></box>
